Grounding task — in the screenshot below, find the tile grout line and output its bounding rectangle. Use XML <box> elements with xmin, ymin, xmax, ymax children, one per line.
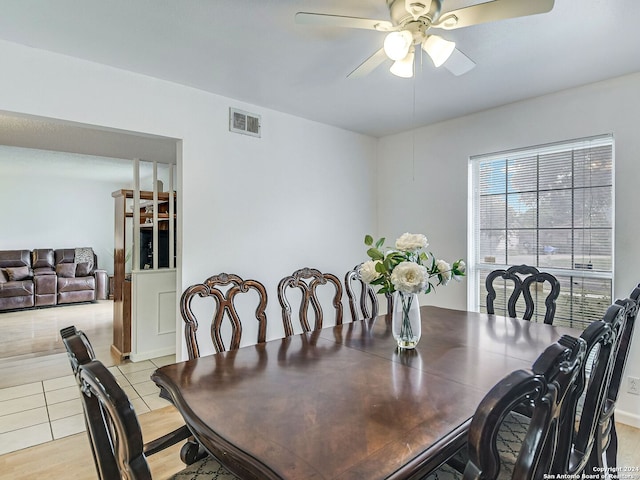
<box><xmin>44</xmin><ymin>379</ymin><xmax>56</xmax><ymax>441</ymax></box>
<box><xmin>0</xmin><ymin>355</ymin><xmax>176</xmax><ymax>455</ymax></box>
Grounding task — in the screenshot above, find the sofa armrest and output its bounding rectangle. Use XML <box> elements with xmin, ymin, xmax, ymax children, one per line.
<box><xmin>94</xmin><ymin>269</ymin><xmax>108</xmax><ymax>300</ymax></box>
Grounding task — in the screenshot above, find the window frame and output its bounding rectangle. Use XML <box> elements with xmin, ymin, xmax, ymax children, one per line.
<box><xmin>467</xmin><ymin>134</ymin><xmax>614</xmax><ymax>327</ymax></box>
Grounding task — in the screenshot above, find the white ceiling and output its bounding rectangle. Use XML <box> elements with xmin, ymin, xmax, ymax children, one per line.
<box><xmin>0</xmin><ymin>0</ymin><xmax>639</xmax><ymax>137</ymax></box>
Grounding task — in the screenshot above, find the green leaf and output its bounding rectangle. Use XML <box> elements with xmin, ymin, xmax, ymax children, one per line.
<box><xmin>375</xmin><ymin>237</ymin><xmax>385</xmax><ymax>249</ymax></box>
<box><xmin>386</xmin><ymin>251</ymin><xmax>404</xmax><ymax>262</ymax></box>
<box><xmin>367</xmin><ymin>247</ymin><xmax>384</xmax><ymax>260</ymax></box>
<box><xmin>383</xmin><ymin>255</ymin><xmax>397</xmax><ymax>272</ymax></box>
<box><xmin>364</xmin><ymin>235</ymin><xmax>373</xmax><ymax>246</ymax></box>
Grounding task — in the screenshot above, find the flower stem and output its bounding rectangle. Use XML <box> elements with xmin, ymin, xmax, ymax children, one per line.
<box><xmin>401</xmin><ymin>293</ymin><xmax>414</xmax><ymax>340</ymax></box>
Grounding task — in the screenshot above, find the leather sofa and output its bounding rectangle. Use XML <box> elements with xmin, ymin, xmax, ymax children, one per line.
<box><xmin>0</xmin><ymin>248</ymin><xmax>108</xmax><ymax>312</ymax></box>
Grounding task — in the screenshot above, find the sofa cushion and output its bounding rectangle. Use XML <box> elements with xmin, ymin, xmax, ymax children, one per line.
<box><xmin>56</xmin><ymin>263</ymin><xmax>76</xmax><ymax>278</ymax></box>
<box><xmin>0</xmin><ymin>250</ymin><xmax>31</xmax><ymax>269</ymax></box>
<box><xmin>32</xmin><ymin>249</ymin><xmax>55</xmax><ymax>269</ymax></box>
<box><xmin>5</xmin><ymin>266</ymin><xmax>31</xmax><ymax>281</ymax></box>
<box><xmin>0</xmin><ymin>280</ymin><xmax>34</xmax><ymax>298</ymax></box>
<box><xmin>74</xmin><ymin>247</ymin><xmax>94</xmax><ymax>271</ymax></box>
<box><xmin>58</xmin><ymin>276</ymin><xmax>95</xmax><ymax>293</ymax></box>
<box><xmin>75</xmin><ymin>262</ymin><xmax>92</xmax><ymax>277</ymax></box>
<box><xmin>55</xmin><ymin>249</ymin><xmax>75</xmax><ymax>266</ymax></box>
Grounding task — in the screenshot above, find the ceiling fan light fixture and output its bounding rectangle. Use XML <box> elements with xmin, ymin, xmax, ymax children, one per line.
<box><xmin>389</xmin><ymin>48</ymin><xmax>414</xmax><ymax>78</ymax></box>
<box><xmin>422</xmin><ymin>35</ymin><xmax>455</xmax><ymax>67</ymax></box>
<box><xmin>383</xmin><ymin>30</ymin><xmax>413</xmax><ymax>61</ymax></box>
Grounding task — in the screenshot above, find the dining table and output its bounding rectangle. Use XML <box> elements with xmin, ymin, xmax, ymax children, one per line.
<box><xmin>151</xmin><ymin>306</ymin><xmax>580</xmax><ymax>480</ymax></box>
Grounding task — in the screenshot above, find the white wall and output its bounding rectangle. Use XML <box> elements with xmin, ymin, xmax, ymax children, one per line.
<box><xmin>378</xmin><ymin>72</ymin><xmax>640</xmax><ymax>426</ymax></box>
<box><xmin>0</xmin><ymin>146</ymin><xmax>133</xmax><ymax>274</ymax></box>
<box><xmin>0</xmin><ymin>39</ymin><xmax>378</xmax><ymax>353</ymax></box>
<box><xmin>4</xmin><ymin>36</ymin><xmax>635</xmax><ymax>425</ymax></box>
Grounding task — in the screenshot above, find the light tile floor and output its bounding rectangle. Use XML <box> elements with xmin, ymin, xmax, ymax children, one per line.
<box><xmin>0</xmin><ymin>355</ymin><xmax>176</xmax><ymax>456</ymax></box>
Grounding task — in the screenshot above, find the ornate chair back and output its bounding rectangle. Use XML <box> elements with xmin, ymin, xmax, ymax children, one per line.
<box><xmin>78</xmin><ymin>360</ymin><xmax>151</xmax><ymax>480</ymax></box>
<box><xmin>60</xmin><ymin>325</ymin><xmax>95</xmax><ymax>377</ymax></box>
<box><xmin>463</xmin><ymin>334</ymin><xmax>586</xmax><ymax>480</ymax></box>
<box><xmin>278</xmin><ymin>267</ymin><xmax>343</xmax><ymax>336</ymax></box>
<box><xmin>485</xmin><ymin>264</ymin><xmax>560</xmax><ymax>324</ymax></box>
<box><xmin>551</xmin><ymin>307</ymin><xmax>623</xmax><ymax>476</ymax></box>
<box><xmin>344</xmin><ymin>264</ymin><xmax>379</xmax><ymax>321</ymax></box>
<box><xmin>61</xmin><ymin>327</ymin><xmax>197</xmax><ymax>476</ymax></box>
<box><xmin>60</xmin><ymin>325</ymin><xmax>106</xmax><ymax>475</ymax></box>
<box><xmin>180</xmin><ymin>273</ymin><xmax>268</xmax><ymax>359</ymax></box>
<box><xmin>591</xmin><ymin>285</ymin><xmax>640</xmax><ymax>471</ymax></box>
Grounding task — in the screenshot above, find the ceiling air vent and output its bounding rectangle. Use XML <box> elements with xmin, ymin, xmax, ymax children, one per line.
<box><xmin>229</xmin><ymin>108</ymin><xmax>261</xmax><ymax>138</ymax></box>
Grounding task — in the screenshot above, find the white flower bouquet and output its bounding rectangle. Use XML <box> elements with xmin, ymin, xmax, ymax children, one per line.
<box><xmin>361</xmin><ymin>232</ymin><xmax>466</xmax><ymax>349</ymax></box>
<box><xmin>361</xmin><ymin>232</ymin><xmax>465</xmax><ymax>296</ymax></box>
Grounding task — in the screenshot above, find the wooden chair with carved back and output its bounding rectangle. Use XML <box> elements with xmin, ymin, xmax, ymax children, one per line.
<box><xmin>426</xmin><ymin>333</ymin><xmax>587</xmax><ymax>480</ymax></box>
<box><xmin>344</xmin><ymin>264</ymin><xmax>394</xmax><ymax>322</ymax></box>
<box><xmin>180</xmin><ymin>273</ymin><xmax>268</xmax><ymax>359</ymax></box>
<box><xmin>486</xmin><ymin>264</ymin><xmax>560</xmax><ymax>324</ymax></box>
<box><xmin>76</xmin><ymin>359</ymin><xmax>240</xmax><ymax>480</ymax></box>
<box><xmin>589</xmin><ymin>285</ymin><xmax>640</xmax><ymax>473</ymax></box>
<box><xmin>60</xmin><ymin>325</ymin><xmax>95</xmax><ymax>376</ymax></box>
<box><xmin>179</xmin><ymin>273</ymin><xmax>268</xmax><ymax>466</ymax></box>
<box><xmin>551</xmin><ymin>303</ymin><xmax>625</xmax><ymax>477</ymax></box>
<box><xmin>344</xmin><ymin>264</ymin><xmax>378</xmax><ymax>321</ymax></box>
<box><xmin>278</xmin><ymin>267</ymin><xmax>343</xmax><ymax>336</ymax></box>
<box><xmin>431</xmin><ymin>300</ymin><xmax>628</xmax><ymax>480</ymax></box>
<box><xmin>60</xmin><ymin>326</ymin><xmax>203</xmax><ymax>476</ymax></box>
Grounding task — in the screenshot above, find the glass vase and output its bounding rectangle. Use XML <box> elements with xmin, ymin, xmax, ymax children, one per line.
<box><xmin>392</xmin><ymin>291</ymin><xmax>421</xmax><ymax>349</ymax></box>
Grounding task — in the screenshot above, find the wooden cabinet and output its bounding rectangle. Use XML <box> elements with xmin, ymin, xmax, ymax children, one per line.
<box><xmin>111</xmin><ymin>189</ymin><xmax>176</xmax><ymax>359</ymax></box>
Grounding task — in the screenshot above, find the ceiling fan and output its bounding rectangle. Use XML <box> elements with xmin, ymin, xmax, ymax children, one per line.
<box><xmin>295</xmin><ymin>0</ymin><xmax>554</xmax><ymax>78</ymax></box>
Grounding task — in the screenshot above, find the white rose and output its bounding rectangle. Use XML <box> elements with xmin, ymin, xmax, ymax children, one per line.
<box><xmin>457</xmin><ymin>260</ymin><xmax>466</xmax><ymax>274</ymax></box>
<box><xmin>359</xmin><ymin>260</ymin><xmax>381</xmax><ymax>284</ymax></box>
<box><xmin>395</xmin><ymin>233</ymin><xmax>428</xmax><ymax>252</ymax></box>
<box><xmin>390</xmin><ymin>261</ymin><xmax>427</xmax><ymax>294</ymax></box>
<box><xmin>436</xmin><ymin>259</ymin><xmax>452</xmax><ymax>285</ymax></box>
<box><xmin>452</xmin><ymin>260</ymin><xmax>466</xmax><ymax>281</ymax></box>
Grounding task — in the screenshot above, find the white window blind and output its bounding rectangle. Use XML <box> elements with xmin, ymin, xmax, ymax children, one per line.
<box><xmin>468</xmin><ymin>135</ymin><xmax>613</xmax><ymax>329</ymax></box>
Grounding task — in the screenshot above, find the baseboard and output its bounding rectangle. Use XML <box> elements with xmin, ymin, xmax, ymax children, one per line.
<box><xmin>129</xmin><ymin>346</ymin><xmax>175</xmax><ymax>362</ymax></box>
<box><xmin>615</xmin><ymin>409</ymin><xmax>640</xmax><ymax>428</ymax></box>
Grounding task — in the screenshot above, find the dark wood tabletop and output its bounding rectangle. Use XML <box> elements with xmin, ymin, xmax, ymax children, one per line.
<box><xmin>151</xmin><ymin>306</ymin><xmax>579</xmax><ymax>480</ymax></box>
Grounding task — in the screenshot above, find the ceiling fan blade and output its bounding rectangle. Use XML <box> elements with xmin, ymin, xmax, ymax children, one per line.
<box><xmin>433</xmin><ymin>0</ymin><xmax>554</xmax><ymax>30</ymax></box>
<box><xmin>443</xmin><ymin>48</ymin><xmax>476</xmax><ymax>76</ymax></box>
<box><xmin>348</xmin><ymin>48</ymin><xmax>388</xmax><ymax>78</ymax></box>
<box><xmin>295</xmin><ymin>12</ymin><xmax>395</xmax><ymax>31</ymax></box>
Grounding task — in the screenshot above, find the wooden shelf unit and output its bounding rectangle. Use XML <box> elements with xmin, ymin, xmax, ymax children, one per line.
<box><xmin>111</xmin><ymin>189</ymin><xmax>177</xmax><ymax>359</ymax></box>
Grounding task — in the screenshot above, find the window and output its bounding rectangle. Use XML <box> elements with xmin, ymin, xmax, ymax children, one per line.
<box><xmin>468</xmin><ymin>135</ymin><xmax>613</xmax><ymax>329</ymax></box>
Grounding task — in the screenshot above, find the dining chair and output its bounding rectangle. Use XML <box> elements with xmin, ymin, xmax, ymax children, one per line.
<box><xmin>590</xmin><ymin>285</ymin><xmax>640</xmax><ymax>472</ymax></box>
<box><xmin>278</xmin><ymin>267</ymin><xmax>343</xmax><ymax>336</ymax></box>
<box><xmin>180</xmin><ymin>273</ymin><xmax>268</xmax><ymax>359</ymax></box>
<box><xmin>431</xmin><ymin>298</ymin><xmax>629</xmax><ymax>480</ymax></box>
<box><xmin>60</xmin><ymin>325</ymin><xmax>95</xmax><ymax>375</ymax></box>
<box><xmin>344</xmin><ymin>264</ymin><xmax>395</xmax><ymax>322</ymax></box>
<box><xmin>485</xmin><ymin>264</ymin><xmax>560</xmax><ymax>324</ymax></box>
<box><xmin>75</xmin><ymin>359</ymin><xmax>240</xmax><ymax>480</ymax></box>
<box><xmin>344</xmin><ymin>264</ymin><xmax>378</xmax><ymax>321</ymax></box>
<box><xmin>60</xmin><ymin>326</ymin><xmax>204</xmax><ymax>472</ymax></box>
<box><xmin>426</xmin><ymin>333</ymin><xmax>587</xmax><ymax>480</ymax></box>
<box><xmin>552</xmin><ymin>305</ymin><xmax>624</xmax><ymax>477</ymax></box>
